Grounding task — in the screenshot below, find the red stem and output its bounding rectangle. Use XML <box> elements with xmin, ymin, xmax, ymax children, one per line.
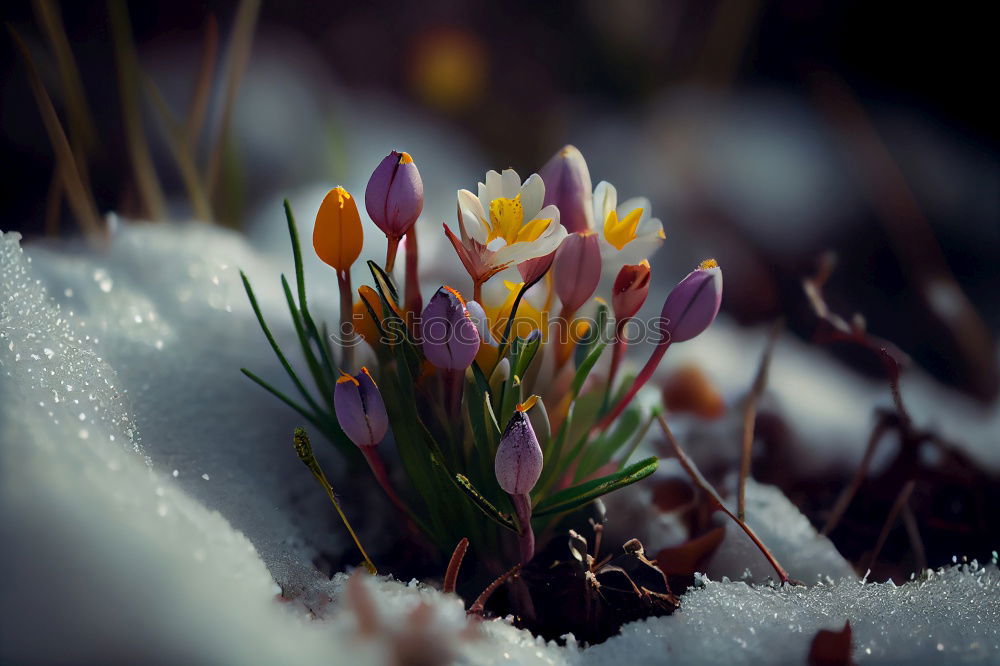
<box><xmin>443</xmin><ymin>537</ymin><xmax>469</xmax><ymax>594</ymax></box>
<box><xmin>361</xmin><ymin>446</ymin><xmax>409</xmax><ymax>518</ymax></box>
<box><xmin>338</xmin><ymin>270</ymin><xmax>354</xmax><ymax>369</ymax></box>
<box><xmin>512</xmin><ymin>492</ymin><xmax>535</xmax><ymax>564</ymax></box>
<box><xmin>597</xmin><ymin>339</ymin><xmax>670</xmax><ymax>431</ymax></box>
<box><xmin>385</xmin><ymin>235</ymin><xmax>400</xmax><ymax>273</ymax></box>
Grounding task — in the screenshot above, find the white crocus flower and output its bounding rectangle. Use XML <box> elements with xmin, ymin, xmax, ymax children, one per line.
<box><xmin>446</xmin><ymin>169</ymin><xmax>567</xmax><ymax>298</ymax></box>
<box><xmin>592</xmin><ymin>180</ymin><xmax>665</xmax><ymax>270</ymax></box>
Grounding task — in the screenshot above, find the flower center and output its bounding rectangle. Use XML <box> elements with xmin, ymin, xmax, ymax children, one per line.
<box><xmin>603</xmin><ymin>207</ymin><xmax>643</xmax><ymax>250</ymax></box>
<box><xmin>487</xmin><ymin>195</ymin><xmax>549</xmax><ymax>245</ymax></box>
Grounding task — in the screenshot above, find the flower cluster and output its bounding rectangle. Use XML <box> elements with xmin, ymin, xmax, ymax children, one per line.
<box><xmin>242</xmin><ymin>145</ymin><xmax>721</xmax><ymax>570</ymax></box>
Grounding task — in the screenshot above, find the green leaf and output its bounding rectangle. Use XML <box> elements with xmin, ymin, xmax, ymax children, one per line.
<box><xmin>533</xmin><ymin>456</ymin><xmax>659</xmax><ymax>518</ymax></box>
<box><xmin>571</xmin><ymin>342</ymin><xmax>607</xmax><ymax>397</ymax></box>
<box><xmin>240</xmin><ymin>271</ymin><xmax>323</xmax><ymax>416</ymax></box>
<box><xmin>574</xmin><ymin>301</ymin><xmax>610</xmax><ymax>368</ymax></box>
<box><xmin>455</xmin><ymin>474</ymin><xmax>519</xmax><ymax>532</ymax></box>
<box><xmin>281</xmin><ymin>275</ymin><xmax>330</xmax><ymax>400</ymax></box>
<box><xmin>574</xmin><ymin>406</ymin><xmax>642</xmax><ymax>481</ymax></box>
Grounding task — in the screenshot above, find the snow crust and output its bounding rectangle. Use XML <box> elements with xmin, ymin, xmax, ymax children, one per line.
<box><xmin>3</xmin><ymin>225</ymin><xmax>998</xmax><ymax>664</ymax></box>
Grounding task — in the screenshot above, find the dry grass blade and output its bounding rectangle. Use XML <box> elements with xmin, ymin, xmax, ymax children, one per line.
<box><xmin>863</xmin><ymin>479</ymin><xmax>916</xmax><ymax>575</ymax></box>
<box><xmin>184</xmin><ymin>14</ymin><xmax>218</xmax><ymax>154</ymax></box>
<box><xmin>205</xmin><ymin>0</ymin><xmax>260</xmax><ymax>199</ymax></box>
<box><xmin>901</xmin><ymin>502</ymin><xmax>927</xmax><ymax>573</ymax></box>
<box><xmin>32</xmin><ymin>0</ymin><xmax>96</xmax><ymax>187</ymax></box>
<box><xmin>143</xmin><ymin>74</ymin><xmax>213</xmax><ymax>221</ymax></box>
<box><xmin>656</xmin><ymin>413</ymin><xmax>790</xmax><ymax>584</ymax></box>
<box><xmin>821</xmin><ymin>416</ymin><xmax>891</xmax><ymax>536</ymax></box>
<box><xmin>738</xmin><ymin>319</ymin><xmax>783</xmax><ymax>520</ymax></box>
<box><xmin>107</xmin><ymin>0</ymin><xmax>166</xmax><ymax>220</ymax></box>
<box><xmin>10</xmin><ymin>27</ymin><xmax>103</xmax><ymax>243</ymax></box>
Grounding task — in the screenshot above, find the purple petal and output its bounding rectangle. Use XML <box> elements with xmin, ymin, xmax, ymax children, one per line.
<box><xmin>421</xmin><ymin>287</ymin><xmax>481</xmax><ymax>370</ymax></box>
<box><xmin>494</xmin><ymin>411</ymin><xmax>543</xmax><ymax>495</ymax></box>
<box><xmin>539</xmin><ymin>145</ymin><xmax>593</xmax><ymax>234</ymax></box>
<box><xmin>365</xmin><ymin>151</ymin><xmax>424</xmax><ymax>237</ymax></box>
<box><xmin>660</xmin><ymin>263</ymin><xmax>723</xmax><ymax>343</ymax></box>
<box><xmin>553</xmin><ymin>232</ymin><xmax>602</xmax><ymax>313</ymax></box>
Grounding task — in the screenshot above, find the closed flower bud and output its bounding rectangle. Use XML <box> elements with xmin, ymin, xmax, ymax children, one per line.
<box><xmin>421</xmin><ymin>286</ymin><xmax>481</xmax><ymax>369</ymax></box>
<box><xmin>660</xmin><ymin>259</ymin><xmax>722</xmax><ymax>343</ymax></box>
<box><xmin>517</xmin><ymin>250</ymin><xmax>555</xmax><ymax>287</ymax></box>
<box><xmin>365</xmin><ymin>151</ymin><xmax>424</xmax><ymax>239</ymax></box>
<box><xmin>334</xmin><ymin>368</ymin><xmax>389</xmax><ymax>448</ymax></box>
<box><xmin>553</xmin><ymin>231</ymin><xmax>602</xmax><ymax>313</ymax></box>
<box><xmin>612</xmin><ymin>261</ymin><xmax>651</xmax><ymax>321</ymax></box>
<box><xmin>539</xmin><ymin>145</ymin><xmax>593</xmax><ymax>234</ymax></box>
<box><xmin>314</xmin><ymin>186</ymin><xmax>364</xmax><ymax>272</ymax></box>
<box><xmin>494</xmin><ymin>398</ymin><xmax>544</xmax><ymax>495</ymax></box>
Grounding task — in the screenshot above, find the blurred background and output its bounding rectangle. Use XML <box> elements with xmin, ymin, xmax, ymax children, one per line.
<box><xmin>2</xmin><ymin>0</ymin><xmax>998</xmax><ymax>400</ymax></box>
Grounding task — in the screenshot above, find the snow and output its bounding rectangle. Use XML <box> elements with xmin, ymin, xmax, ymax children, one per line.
<box><xmin>583</xmin><ymin>563</ymin><xmax>1000</xmax><ymax>664</ymax></box>
<box><xmin>3</xmin><ymin>224</ymin><xmax>999</xmax><ymax>663</ymax></box>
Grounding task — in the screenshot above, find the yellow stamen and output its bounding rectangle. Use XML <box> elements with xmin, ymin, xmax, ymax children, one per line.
<box><xmin>516</xmin><ymin>395</ymin><xmax>539</xmax><ymax>412</ymax></box>
<box><xmin>337</xmin><ymin>371</ymin><xmax>359</xmax><ymax>385</ymax></box>
<box><xmin>487</xmin><ymin>195</ymin><xmax>524</xmax><ymax>244</ymax></box>
<box><xmin>514</xmin><ymin>216</ymin><xmax>550</xmax><ymax>243</ymax></box>
<box><xmin>603</xmin><ymin>207</ymin><xmax>644</xmax><ymax>250</ymax></box>
<box><xmin>698</xmin><ymin>258</ymin><xmax>719</xmax><ymax>270</ymax></box>
<box><xmin>398</xmin><ymin>152</ymin><xmax>414</xmax><ymax>164</ymax></box>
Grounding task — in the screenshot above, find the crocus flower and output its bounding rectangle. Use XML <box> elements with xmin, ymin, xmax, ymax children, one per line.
<box><xmin>314</xmin><ymin>186</ymin><xmax>364</xmax><ymax>272</ymax></box>
<box><xmin>593</xmin><ymin>181</ymin><xmax>664</xmax><ymax>269</ymax></box>
<box><xmin>495</xmin><ymin>397</ymin><xmax>543</xmax><ymax>563</ymax></box>
<box><xmin>538</xmin><ymin>145</ymin><xmax>593</xmax><ymax>234</ymax></box>
<box><xmin>599</xmin><ymin>259</ymin><xmax>722</xmax><ymax>430</ymax></box>
<box><xmin>420</xmin><ymin>286</ymin><xmax>481</xmax><ymax>370</ymax></box>
<box><xmin>334</xmin><ymin>368</ymin><xmax>389</xmax><ymax>448</ymax></box>
<box><xmin>659</xmin><ymin>259</ymin><xmax>723</xmax><ymax>343</ymax></box>
<box><xmin>611</xmin><ymin>261</ymin><xmax>651</xmax><ymax>322</ymax></box>
<box><xmin>446</xmin><ymin>168</ymin><xmax>567</xmax><ymax>296</ymax></box>
<box><xmin>365</xmin><ymin>150</ymin><xmax>424</xmax><ymax>240</ymax></box>
<box><xmin>553</xmin><ymin>231</ymin><xmax>602</xmax><ymax>314</ymax></box>
<box><xmin>494</xmin><ymin>400</ymin><xmax>544</xmax><ymax>495</ymax></box>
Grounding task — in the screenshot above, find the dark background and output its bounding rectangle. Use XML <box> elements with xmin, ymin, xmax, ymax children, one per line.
<box><xmin>2</xmin><ymin>0</ymin><xmax>998</xmax><ymax>398</ymax></box>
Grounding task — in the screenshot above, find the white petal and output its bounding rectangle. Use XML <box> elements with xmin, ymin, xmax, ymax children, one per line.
<box><xmin>519</xmin><ymin>174</ymin><xmax>545</xmax><ymax>218</ymax></box>
<box><xmin>493</xmin><ymin>224</ymin><xmax>566</xmax><ymax>266</ymax></box>
<box><xmin>501</xmin><ymin>168</ymin><xmax>522</xmax><ymax>198</ymax></box>
<box><xmin>534</xmin><ymin>204</ymin><xmax>561</xmax><ymax>225</ymax></box>
<box><xmin>618</xmin><ymin>196</ymin><xmax>651</xmax><ymax>223</ymax></box>
<box><xmin>592</xmin><ymin>181</ymin><xmax>617</xmax><ymax>226</ymax></box>
<box><xmin>484</xmin><ymin>170</ymin><xmax>503</xmax><ymax>206</ymax></box>
<box><xmin>477</xmin><ymin>181</ymin><xmax>488</xmax><ymax>209</ymax></box>
<box><xmin>616</xmin><ymin>233</ymin><xmax>664</xmax><ymax>266</ymax></box>
<box><xmin>458</xmin><ymin>189</ymin><xmax>489</xmax><ymax>244</ymax></box>
<box><xmin>635</xmin><ymin>215</ymin><xmax>662</xmax><ymax>237</ymax></box>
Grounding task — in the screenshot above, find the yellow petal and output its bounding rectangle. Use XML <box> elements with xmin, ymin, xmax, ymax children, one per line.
<box><xmin>353</xmin><ymin>286</ymin><xmax>383</xmax><ymax>350</ymax></box>
<box><xmin>603</xmin><ymin>207</ymin><xmax>643</xmax><ymax>250</ymax></box>
<box><xmin>514</xmin><ymin>217</ymin><xmax>550</xmax><ymax>244</ymax></box>
<box><xmin>487</xmin><ymin>194</ymin><xmax>524</xmax><ymax>244</ymax></box>
<box><xmin>314</xmin><ymin>187</ymin><xmax>364</xmax><ymax>271</ymax></box>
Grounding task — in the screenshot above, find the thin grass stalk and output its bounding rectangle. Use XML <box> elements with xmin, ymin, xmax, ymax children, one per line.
<box><xmin>738</xmin><ymin>320</ymin><xmax>782</xmax><ymax>520</ymax></box>
<box><xmin>657</xmin><ymin>413</ymin><xmax>790</xmax><ymax>584</ymax></box>
<box><xmin>32</xmin><ymin>0</ymin><xmax>96</xmax><ymax>186</ymax></box>
<box><xmin>205</xmin><ymin>0</ymin><xmax>260</xmax><ymax>198</ymax></box>
<box><xmin>184</xmin><ymin>14</ymin><xmax>217</xmax><ymax>154</ymax></box>
<box><xmin>142</xmin><ymin>74</ymin><xmax>213</xmax><ymax>221</ymax></box>
<box><xmin>10</xmin><ymin>27</ymin><xmax>102</xmax><ymax>243</ymax></box>
<box><xmin>107</xmin><ymin>0</ymin><xmax>166</xmax><ymax>220</ymax></box>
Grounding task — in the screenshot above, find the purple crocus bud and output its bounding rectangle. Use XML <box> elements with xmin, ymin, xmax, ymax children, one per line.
<box><xmin>539</xmin><ymin>145</ymin><xmax>593</xmax><ymax>233</ymax></box>
<box><xmin>553</xmin><ymin>231</ymin><xmax>602</xmax><ymax>313</ymax></box>
<box><xmin>421</xmin><ymin>286</ymin><xmax>481</xmax><ymax>369</ymax></box>
<box><xmin>334</xmin><ymin>367</ymin><xmax>389</xmax><ymax>448</ymax></box>
<box><xmin>494</xmin><ymin>398</ymin><xmax>544</xmax><ymax>495</ymax></box>
<box><xmin>517</xmin><ymin>250</ymin><xmax>555</xmax><ymax>287</ymax></box>
<box><xmin>365</xmin><ymin>151</ymin><xmax>424</xmax><ymax>239</ymax></box>
<box><xmin>659</xmin><ymin>259</ymin><xmax>723</xmax><ymax>343</ymax></box>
